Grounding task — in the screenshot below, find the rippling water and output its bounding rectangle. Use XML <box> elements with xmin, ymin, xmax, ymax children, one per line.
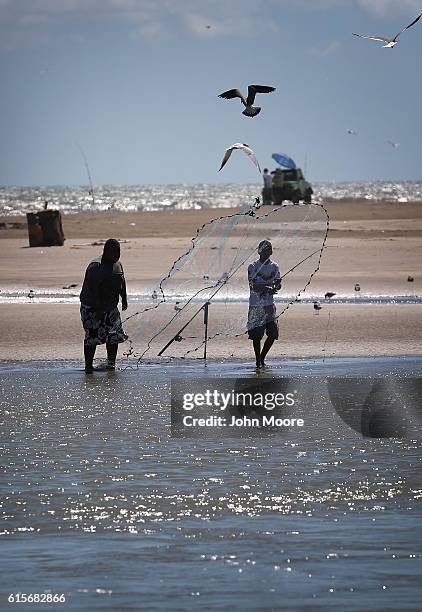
<box><xmin>1</xmin><ymin>181</ymin><xmax>422</xmax><ymax>215</ymax></box>
<box><xmin>1</xmin><ymin>358</ymin><xmax>421</xmax><ymax>610</ymax></box>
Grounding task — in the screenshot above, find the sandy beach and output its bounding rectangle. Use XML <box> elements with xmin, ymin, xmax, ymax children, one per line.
<box><xmin>1</xmin><ymin>200</ymin><xmax>421</xmax><ymax>361</ymax></box>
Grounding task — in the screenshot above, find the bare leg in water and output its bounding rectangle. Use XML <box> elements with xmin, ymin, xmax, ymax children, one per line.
<box><xmin>84</xmin><ymin>344</ymin><xmax>96</xmax><ymax>373</ymax></box>
<box><xmin>253</xmin><ymin>339</ymin><xmax>261</xmax><ymax>368</ymax></box>
<box><xmin>260</xmin><ymin>337</ymin><xmax>275</xmax><ymax>367</ymax></box>
<box><xmin>106</xmin><ymin>343</ymin><xmax>118</xmax><ymax>369</ymax></box>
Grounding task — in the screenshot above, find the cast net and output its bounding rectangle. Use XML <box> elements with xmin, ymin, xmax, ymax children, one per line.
<box><xmin>121</xmin><ymin>199</ymin><xmax>329</xmax><ymax>362</ymax></box>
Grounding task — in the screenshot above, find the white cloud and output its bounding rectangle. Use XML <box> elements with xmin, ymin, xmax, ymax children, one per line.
<box><xmin>1</xmin><ymin>0</ymin><xmax>421</xmax><ymax>50</ymax></box>
<box><xmin>357</xmin><ymin>0</ymin><xmax>422</xmax><ymax>17</ymax></box>
<box><xmin>0</xmin><ymin>0</ymin><xmax>279</xmax><ymax>48</ymax></box>
<box><xmin>294</xmin><ymin>0</ymin><xmax>422</xmax><ymax>15</ymax></box>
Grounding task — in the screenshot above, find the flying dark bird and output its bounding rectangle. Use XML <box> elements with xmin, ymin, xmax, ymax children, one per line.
<box><xmin>313</xmin><ymin>301</ymin><xmax>322</xmax><ymax>314</ymax></box>
<box><xmin>347</xmin><ymin>129</ymin><xmax>357</xmax><ymax>135</ymax></box>
<box><xmin>353</xmin><ymin>12</ymin><xmax>422</xmax><ymax>48</ymax></box>
<box><xmin>219</xmin><ymin>143</ymin><xmax>261</xmax><ymax>173</ymax></box>
<box><xmin>325</xmin><ymin>292</ymin><xmax>336</xmax><ymax>299</ymax></box>
<box><xmin>218</xmin><ymin>84</ymin><xmax>276</xmax><ymax>117</ymax></box>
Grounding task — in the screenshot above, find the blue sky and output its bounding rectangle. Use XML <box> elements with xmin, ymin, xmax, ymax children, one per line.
<box><xmin>1</xmin><ymin>0</ymin><xmax>421</xmax><ymax>185</ymax></box>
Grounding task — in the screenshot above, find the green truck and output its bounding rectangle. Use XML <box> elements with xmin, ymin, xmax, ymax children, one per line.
<box><xmin>269</xmin><ymin>168</ymin><xmax>313</xmax><ymax>205</ymax></box>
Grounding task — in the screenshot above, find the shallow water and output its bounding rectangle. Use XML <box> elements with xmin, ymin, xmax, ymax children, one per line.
<box><xmin>2</xmin><ymin>291</ymin><xmax>422</xmax><ymax>305</ymax></box>
<box><xmin>1</xmin><ymin>181</ymin><xmax>422</xmax><ymax>215</ymax></box>
<box><xmin>1</xmin><ymin>357</ymin><xmax>422</xmax><ymax>610</ymax></box>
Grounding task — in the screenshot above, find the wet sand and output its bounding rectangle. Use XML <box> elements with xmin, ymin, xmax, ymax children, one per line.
<box><xmin>0</xmin><ymin>200</ymin><xmax>421</xmax><ymax>361</ymax></box>
<box><xmin>0</xmin><ymin>303</ymin><xmax>421</xmax><ymax>361</ymax></box>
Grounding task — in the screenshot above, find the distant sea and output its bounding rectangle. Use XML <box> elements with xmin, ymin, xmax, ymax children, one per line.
<box><xmin>1</xmin><ymin>182</ymin><xmax>421</xmax><ymax>215</ymax></box>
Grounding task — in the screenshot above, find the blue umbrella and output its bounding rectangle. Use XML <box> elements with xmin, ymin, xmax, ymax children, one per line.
<box><xmin>272</xmin><ymin>152</ymin><xmax>296</xmax><ymax>169</ymax></box>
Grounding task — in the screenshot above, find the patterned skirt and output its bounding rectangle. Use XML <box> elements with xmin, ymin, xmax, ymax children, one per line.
<box><xmin>80</xmin><ymin>305</ymin><xmax>128</xmax><ymax>347</ymax></box>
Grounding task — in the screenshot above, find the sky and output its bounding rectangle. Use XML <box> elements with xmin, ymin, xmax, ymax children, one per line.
<box><xmin>1</xmin><ymin>0</ymin><xmax>422</xmax><ymax>185</ymax></box>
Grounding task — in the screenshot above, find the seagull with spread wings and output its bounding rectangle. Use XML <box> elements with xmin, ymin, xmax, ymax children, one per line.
<box><xmin>218</xmin><ymin>84</ymin><xmax>275</xmax><ymax>117</ymax></box>
<box><xmin>353</xmin><ymin>12</ymin><xmax>422</xmax><ymax>48</ymax></box>
<box><xmin>219</xmin><ymin>143</ymin><xmax>261</xmax><ymax>173</ymax></box>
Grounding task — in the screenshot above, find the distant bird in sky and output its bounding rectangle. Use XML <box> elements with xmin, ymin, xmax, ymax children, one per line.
<box><xmin>387</xmin><ymin>140</ymin><xmax>400</xmax><ymax>149</ymax></box>
<box><xmin>325</xmin><ymin>292</ymin><xmax>336</xmax><ymax>299</ymax></box>
<box><xmin>347</xmin><ymin>129</ymin><xmax>357</xmax><ymax>135</ymax></box>
<box><xmin>353</xmin><ymin>12</ymin><xmax>422</xmax><ymax>48</ymax></box>
<box><xmin>219</xmin><ymin>143</ymin><xmax>261</xmax><ymax>173</ymax></box>
<box><xmin>218</xmin><ymin>84</ymin><xmax>276</xmax><ymax>117</ymax></box>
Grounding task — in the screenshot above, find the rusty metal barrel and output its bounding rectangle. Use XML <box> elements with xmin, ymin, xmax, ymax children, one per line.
<box><xmin>26</xmin><ymin>210</ymin><xmax>65</xmax><ymax>247</ymax></box>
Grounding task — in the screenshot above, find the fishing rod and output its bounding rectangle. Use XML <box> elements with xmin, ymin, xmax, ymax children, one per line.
<box><xmin>158</xmin><ymin>302</ymin><xmax>210</xmax><ymax>359</ymax></box>
<box><xmin>76</xmin><ymin>143</ymin><xmax>95</xmax><ymax>208</ymax></box>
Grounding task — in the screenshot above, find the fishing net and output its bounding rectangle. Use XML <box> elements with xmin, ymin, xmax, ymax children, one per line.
<box><xmin>121</xmin><ymin>199</ymin><xmax>329</xmax><ymax>362</ymax></box>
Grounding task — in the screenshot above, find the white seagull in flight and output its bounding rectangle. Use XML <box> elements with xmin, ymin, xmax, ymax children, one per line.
<box><xmin>387</xmin><ymin>140</ymin><xmax>400</xmax><ymax>149</ymax></box>
<box><xmin>219</xmin><ymin>143</ymin><xmax>261</xmax><ymax>173</ymax></box>
<box><xmin>353</xmin><ymin>12</ymin><xmax>422</xmax><ymax>48</ymax></box>
<box><xmin>218</xmin><ymin>84</ymin><xmax>276</xmax><ymax>117</ymax></box>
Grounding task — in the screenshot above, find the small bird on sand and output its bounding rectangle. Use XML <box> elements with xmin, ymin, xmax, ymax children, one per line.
<box><xmin>325</xmin><ymin>292</ymin><xmax>336</xmax><ymax>299</ymax></box>
<box><xmin>313</xmin><ymin>301</ymin><xmax>322</xmax><ymax>314</ymax></box>
<box><xmin>407</xmin><ymin>276</ymin><xmax>414</xmax><ymax>282</ymax></box>
<box><xmin>354</xmin><ymin>283</ymin><xmax>361</xmax><ymax>292</ymax></box>
<box><xmin>219</xmin><ymin>143</ymin><xmax>261</xmax><ymax>173</ymax></box>
<box><xmin>28</xmin><ymin>289</ymin><xmax>35</xmax><ymax>301</ymax></box>
<box><xmin>62</xmin><ymin>283</ymin><xmax>78</xmax><ymax>289</ymax></box>
<box><xmin>353</xmin><ymin>12</ymin><xmax>422</xmax><ymax>48</ymax></box>
<box><xmin>174</xmin><ymin>302</ymin><xmax>182</xmax><ymax>312</ymax></box>
<box><xmin>218</xmin><ymin>85</ymin><xmax>275</xmax><ymax>117</ymax></box>
<box><xmin>152</xmin><ymin>290</ymin><xmax>158</xmax><ymax>301</ymax></box>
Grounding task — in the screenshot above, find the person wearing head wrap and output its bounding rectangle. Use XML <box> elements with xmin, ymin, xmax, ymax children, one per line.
<box><xmin>247</xmin><ymin>240</ymin><xmax>281</xmax><ymax>368</ymax></box>
<box><xmin>79</xmin><ymin>238</ymin><xmax>128</xmax><ymax>372</ymax></box>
